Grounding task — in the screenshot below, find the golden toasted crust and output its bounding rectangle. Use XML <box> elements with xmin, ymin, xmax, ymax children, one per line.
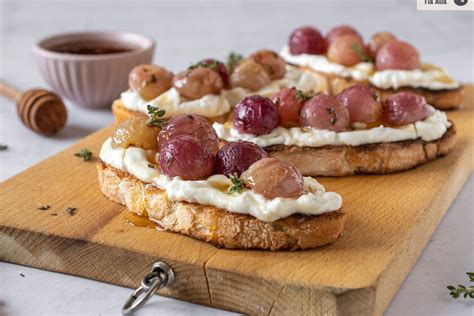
<box><xmin>322</xmin><ymin>72</ymin><xmax>464</xmax><ymax>111</ymax></box>
<box><xmin>265</xmin><ymin>125</ymin><xmax>456</xmax><ymax>177</ymax></box>
<box><xmin>97</xmin><ymin>162</ymin><xmax>345</xmax><ymax>250</ymax></box>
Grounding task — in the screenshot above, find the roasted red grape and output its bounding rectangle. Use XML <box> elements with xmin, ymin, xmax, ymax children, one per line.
<box><xmin>367</xmin><ymin>32</ymin><xmax>397</xmax><ymax>59</ymax></box>
<box><xmin>111</xmin><ymin>117</ymin><xmax>159</xmax><ymax>150</ymax></box>
<box><xmin>336</xmin><ymin>84</ymin><xmax>382</xmax><ymax>123</ymax></box>
<box><xmin>173</xmin><ymin>67</ymin><xmax>224</xmax><ymax>100</ymax></box>
<box><xmin>375</xmin><ymin>40</ymin><xmax>420</xmax><ymax>71</ymax></box>
<box><xmin>288</xmin><ymin>26</ymin><xmax>326</xmax><ymax>55</ymax></box>
<box><xmin>242</xmin><ymin>158</ymin><xmax>304</xmax><ymax>199</ymax></box>
<box><xmin>249</xmin><ymin>49</ymin><xmax>286</xmax><ymax>80</ymax></box>
<box><xmin>272</xmin><ymin>87</ymin><xmax>306</xmax><ymax>127</ymax></box>
<box><xmin>300</xmin><ymin>94</ymin><xmax>350</xmax><ymax>131</ymax></box>
<box><xmin>129</xmin><ymin>64</ymin><xmax>173</xmax><ymax>100</ymax></box>
<box><xmin>192</xmin><ymin>58</ymin><xmax>229</xmax><ymax>88</ymax></box>
<box><xmin>159</xmin><ymin>134</ymin><xmax>215</xmax><ymax>180</ymax></box>
<box><xmin>327</xmin><ymin>34</ymin><xmax>367</xmax><ymax>67</ymax></box>
<box><xmin>326</xmin><ymin>25</ymin><xmax>362</xmax><ymax>45</ymax></box>
<box><xmin>233</xmin><ymin>95</ymin><xmax>279</xmax><ymax>135</ymax></box>
<box><xmin>382</xmin><ymin>92</ymin><xmax>429</xmax><ymax>126</ymax></box>
<box><xmin>215</xmin><ymin>141</ymin><xmax>267</xmax><ymax>176</ymax></box>
<box><xmin>229</xmin><ymin>58</ymin><xmax>271</xmax><ymax>91</ymax></box>
<box><xmin>157</xmin><ymin>114</ymin><xmax>219</xmax><ymax>154</ymax></box>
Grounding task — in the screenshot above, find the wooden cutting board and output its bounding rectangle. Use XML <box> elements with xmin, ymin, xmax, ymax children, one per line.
<box><xmin>1</xmin><ymin>86</ymin><xmax>473</xmax><ymax>316</ymax></box>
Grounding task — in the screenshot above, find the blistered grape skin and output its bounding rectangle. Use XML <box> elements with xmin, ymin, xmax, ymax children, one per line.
<box><xmin>336</xmin><ymin>84</ymin><xmax>382</xmax><ymax>123</ymax></box>
<box><xmin>367</xmin><ymin>32</ymin><xmax>397</xmax><ymax>59</ymax></box>
<box><xmin>300</xmin><ymin>94</ymin><xmax>350</xmax><ymax>132</ymax></box>
<box><xmin>129</xmin><ymin>64</ymin><xmax>174</xmax><ymax>101</ymax></box>
<box><xmin>157</xmin><ymin>114</ymin><xmax>219</xmax><ymax>154</ymax></box>
<box><xmin>111</xmin><ymin>117</ymin><xmax>159</xmax><ymax>150</ymax></box>
<box><xmin>327</xmin><ymin>34</ymin><xmax>366</xmax><ymax>67</ymax></box>
<box><xmin>173</xmin><ymin>67</ymin><xmax>224</xmax><ymax>100</ymax></box>
<box><xmin>229</xmin><ymin>59</ymin><xmax>271</xmax><ymax>91</ymax></box>
<box><xmin>375</xmin><ymin>40</ymin><xmax>421</xmax><ymax>71</ymax></box>
<box><xmin>326</xmin><ymin>25</ymin><xmax>362</xmax><ymax>45</ymax></box>
<box><xmin>288</xmin><ymin>26</ymin><xmax>326</xmax><ymax>55</ymax></box>
<box><xmin>159</xmin><ymin>134</ymin><xmax>215</xmax><ymax>180</ymax></box>
<box><xmin>196</xmin><ymin>59</ymin><xmax>230</xmax><ymax>88</ymax></box>
<box><xmin>242</xmin><ymin>158</ymin><xmax>305</xmax><ymax>199</ymax></box>
<box><xmin>233</xmin><ymin>95</ymin><xmax>279</xmax><ymax>135</ymax></box>
<box><xmin>249</xmin><ymin>49</ymin><xmax>286</xmax><ymax>80</ymax></box>
<box><xmin>382</xmin><ymin>92</ymin><xmax>429</xmax><ymax>126</ymax></box>
<box><xmin>215</xmin><ymin>141</ymin><xmax>267</xmax><ymax>176</ymax></box>
<box><xmin>272</xmin><ymin>87</ymin><xmax>305</xmax><ymax>127</ymax></box>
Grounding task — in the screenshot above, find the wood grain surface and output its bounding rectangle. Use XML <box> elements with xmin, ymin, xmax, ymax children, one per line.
<box><xmin>1</xmin><ymin>86</ymin><xmax>473</xmax><ymax>316</ymax></box>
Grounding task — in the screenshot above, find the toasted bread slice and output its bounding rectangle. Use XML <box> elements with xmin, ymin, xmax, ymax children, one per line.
<box><xmin>97</xmin><ymin>161</ymin><xmax>345</xmax><ymax>250</ymax></box>
<box><xmin>323</xmin><ymin>72</ymin><xmax>464</xmax><ymax>111</ymax></box>
<box><xmin>264</xmin><ymin>125</ymin><xmax>456</xmax><ymax>177</ymax></box>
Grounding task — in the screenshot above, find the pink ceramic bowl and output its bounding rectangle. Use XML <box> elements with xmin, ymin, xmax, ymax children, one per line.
<box><xmin>33</xmin><ymin>31</ymin><xmax>154</xmax><ymax>108</ymax></box>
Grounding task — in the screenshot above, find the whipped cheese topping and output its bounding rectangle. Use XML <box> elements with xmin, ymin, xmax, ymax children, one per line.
<box><xmin>121</xmin><ymin>87</ymin><xmax>231</xmax><ymax>119</ymax></box>
<box><xmin>369</xmin><ymin>67</ymin><xmax>460</xmax><ymax>90</ymax></box>
<box><xmin>280</xmin><ymin>46</ymin><xmax>459</xmax><ymax>90</ymax></box>
<box><xmin>214</xmin><ymin>106</ymin><xmax>450</xmax><ymax>148</ymax></box>
<box><xmin>100</xmin><ymin>138</ymin><xmax>342</xmax><ymax>222</ymax></box>
<box><xmin>121</xmin><ymin>66</ymin><xmax>321</xmax><ymax>117</ymax></box>
<box><xmin>280</xmin><ymin>46</ymin><xmax>373</xmax><ymax>81</ymax></box>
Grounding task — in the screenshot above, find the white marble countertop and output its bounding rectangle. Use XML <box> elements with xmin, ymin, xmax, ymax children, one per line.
<box><xmin>0</xmin><ymin>0</ymin><xmax>473</xmax><ymax>315</ymax></box>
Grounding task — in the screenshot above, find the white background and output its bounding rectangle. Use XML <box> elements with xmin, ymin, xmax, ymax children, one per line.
<box><xmin>0</xmin><ymin>0</ymin><xmax>473</xmax><ymax>315</ymax></box>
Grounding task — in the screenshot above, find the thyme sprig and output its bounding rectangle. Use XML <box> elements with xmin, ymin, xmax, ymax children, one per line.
<box><xmin>228</xmin><ymin>173</ymin><xmax>244</xmax><ymax>194</ymax></box>
<box><xmin>351</xmin><ymin>43</ymin><xmax>373</xmax><ymax>63</ymax></box>
<box><xmin>74</xmin><ymin>148</ymin><xmax>92</xmax><ymax>161</ymax></box>
<box><xmin>146</xmin><ymin>105</ymin><xmax>167</xmax><ymax>128</ymax></box>
<box><xmin>189</xmin><ymin>60</ymin><xmax>219</xmax><ymax>71</ymax></box>
<box><xmin>227</xmin><ymin>52</ymin><xmax>243</xmax><ymax>73</ymax></box>
<box><xmin>447</xmin><ymin>272</ymin><xmax>474</xmax><ymax>299</ymax></box>
<box><xmin>0</xmin><ymin>144</ymin><xmax>8</xmax><ymax>151</ymax></box>
<box><xmin>295</xmin><ymin>89</ymin><xmax>313</xmax><ymax>101</ymax></box>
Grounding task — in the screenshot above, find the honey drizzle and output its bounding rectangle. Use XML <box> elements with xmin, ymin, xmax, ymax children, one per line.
<box><xmin>124</xmin><ymin>212</ymin><xmax>165</xmax><ymax>231</ymax></box>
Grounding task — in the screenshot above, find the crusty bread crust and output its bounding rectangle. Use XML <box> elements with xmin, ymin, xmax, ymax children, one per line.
<box><xmin>324</xmin><ymin>72</ymin><xmax>464</xmax><ymax>111</ymax></box>
<box><xmin>97</xmin><ymin>162</ymin><xmax>345</xmax><ymax>250</ymax></box>
<box><xmin>265</xmin><ymin>125</ymin><xmax>456</xmax><ymax>176</ymax></box>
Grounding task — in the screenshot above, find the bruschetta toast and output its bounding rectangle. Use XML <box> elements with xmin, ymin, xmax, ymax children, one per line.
<box><xmin>98</xmin><ymin>112</ymin><xmax>345</xmax><ymax>250</ymax></box>
<box><xmin>281</xmin><ymin>25</ymin><xmax>463</xmax><ymax>110</ymax></box>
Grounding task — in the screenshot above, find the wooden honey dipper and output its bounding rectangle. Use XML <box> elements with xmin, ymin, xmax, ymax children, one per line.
<box><xmin>0</xmin><ymin>80</ymin><xmax>67</xmax><ymax>135</ymax></box>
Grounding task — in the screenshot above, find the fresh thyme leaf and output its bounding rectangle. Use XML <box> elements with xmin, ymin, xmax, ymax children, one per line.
<box><xmin>447</xmin><ymin>272</ymin><xmax>474</xmax><ymax>299</ymax></box>
<box><xmin>295</xmin><ymin>90</ymin><xmax>312</xmax><ymax>101</ymax></box>
<box><xmin>468</xmin><ymin>272</ymin><xmax>474</xmax><ymax>282</ymax></box>
<box><xmin>146</xmin><ymin>105</ymin><xmax>167</xmax><ymax>128</ymax></box>
<box><xmin>37</xmin><ymin>205</ymin><xmax>51</xmax><ymax>211</ymax></box>
<box><xmin>20</xmin><ymin>273</ymin><xmax>25</xmax><ymax>277</ymax></box>
<box><xmin>351</xmin><ymin>43</ymin><xmax>373</xmax><ymax>63</ymax></box>
<box><xmin>228</xmin><ymin>173</ymin><xmax>244</xmax><ymax>194</ymax></box>
<box><xmin>189</xmin><ymin>60</ymin><xmax>219</xmax><ymax>71</ymax></box>
<box><xmin>0</xmin><ymin>144</ymin><xmax>8</xmax><ymax>151</ymax></box>
<box><xmin>50</xmin><ymin>213</ymin><xmax>58</xmax><ymax>217</ymax></box>
<box><xmin>66</xmin><ymin>207</ymin><xmax>76</xmax><ymax>216</ymax></box>
<box><xmin>147</xmin><ymin>163</ymin><xmax>155</xmax><ymax>169</ymax></box>
<box><xmin>74</xmin><ymin>148</ymin><xmax>92</xmax><ymax>161</ymax></box>
<box><xmin>227</xmin><ymin>52</ymin><xmax>243</xmax><ymax>72</ymax></box>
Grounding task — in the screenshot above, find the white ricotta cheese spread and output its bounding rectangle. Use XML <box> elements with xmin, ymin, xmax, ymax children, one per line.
<box><xmin>213</xmin><ymin>106</ymin><xmax>450</xmax><ymax>148</ymax></box>
<box><xmin>120</xmin><ymin>66</ymin><xmax>321</xmax><ymax>117</ymax></box>
<box><xmin>280</xmin><ymin>46</ymin><xmax>459</xmax><ymax>90</ymax></box>
<box><xmin>100</xmin><ymin>138</ymin><xmax>342</xmax><ymax>222</ymax></box>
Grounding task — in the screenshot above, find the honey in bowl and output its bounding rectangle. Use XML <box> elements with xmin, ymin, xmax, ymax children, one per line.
<box><xmin>49</xmin><ymin>41</ymin><xmax>137</xmax><ymax>55</ymax></box>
